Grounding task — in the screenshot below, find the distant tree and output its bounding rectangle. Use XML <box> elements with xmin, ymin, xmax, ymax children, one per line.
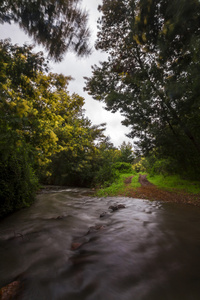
<box><xmin>85</xmin><ymin>0</ymin><xmax>200</xmax><ymax>176</ymax></box>
<box><xmin>91</xmin><ymin>137</ymin><xmax>120</xmax><ymax>187</ymax></box>
<box><xmin>0</xmin><ymin>0</ymin><xmax>91</xmax><ymax>61</ymax></box>
<box><xmin>118</xmin><ymin>141</ymin><xmax>134</xmax><ymax>164</ymax></box>
<box><xmin>47</xmin><ymin>122</ymin><xmax>107</xmax><ymax>186</ymax></box>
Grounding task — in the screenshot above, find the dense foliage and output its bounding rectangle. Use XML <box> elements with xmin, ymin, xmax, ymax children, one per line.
<box><xmin>0</xmin><ymin>39</ymin><xmax>134</xmax><ymax>217</ymax></box>
<box><xmin>0</xmin><ymin>40</ymin><xmax>79</xmax><ymax>216</ymax></box>
<box><xmin>0</xmin><ymin>149</ymin><xmax>38</xmax><ymax>218</ymax></box>
<box><xmin>85</xmin><ymin>0</ymin><xmax>200</xmax><ymax>178</ymax></box>
<box><xmin>0</xmin><ymin>1</ymin><xmax>137</xmax><ymax>218</ymax></box>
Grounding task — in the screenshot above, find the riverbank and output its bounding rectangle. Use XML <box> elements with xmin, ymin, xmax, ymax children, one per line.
<box><xmin>96</xmin><ymin>174</ymin><xmax>200</xmax><ymax>207</ymax></box>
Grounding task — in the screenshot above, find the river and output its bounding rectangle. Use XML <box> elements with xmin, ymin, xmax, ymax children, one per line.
<box><xmin>0</xmin><ymin>188</ymin><xmax>200</xmax><ymax>299</ymax></box>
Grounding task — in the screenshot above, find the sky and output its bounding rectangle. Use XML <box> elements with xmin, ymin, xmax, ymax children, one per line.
<box><xmin>0</xmin><ymin>0</ymin><xmax>131</xmax><ymax>148</ymax></box>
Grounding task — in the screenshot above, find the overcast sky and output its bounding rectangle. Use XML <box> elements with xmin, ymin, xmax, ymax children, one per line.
<box><xmin>0</xmin><ymin>0</ymin><xmax>131</xmax><ymax>148</ymax></box>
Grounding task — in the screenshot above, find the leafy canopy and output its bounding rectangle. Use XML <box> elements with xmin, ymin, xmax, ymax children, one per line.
<box><xmin>0</xmin><ymin>40</ymin><xmax>114</xmax><ymax>215</ymax></box>
<box><xmin>0</xmin><ymin>0</ymin><xmax>91</xmax><ymax>61</ymax></box>
<box><xmin>85</xmin><ymin>0</ymin><xmax>200</xmax><ymax>175</ymax></box>
<box><xmin>0</xmin><ymin>40</ymin><xmax>84</xmax><ymax>167</ymax></box>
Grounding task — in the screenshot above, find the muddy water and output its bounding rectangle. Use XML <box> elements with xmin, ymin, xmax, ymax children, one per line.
<box><xmin>1</xmin><ymin>188</ymin><xmax>200</xmax><ymax>300</ymax></box>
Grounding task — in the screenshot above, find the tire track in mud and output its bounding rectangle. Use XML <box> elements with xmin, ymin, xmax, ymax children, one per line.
<box><xmin>123</xmin><ymin>174</ymin><xmax>200</xmax><ymax>206</ymax></box>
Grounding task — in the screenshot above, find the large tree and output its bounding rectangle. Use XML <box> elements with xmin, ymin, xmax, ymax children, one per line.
<box><xmin>0</xmin><ymin>0</ymin><xmax>91</xmax><ymax>61</ymax></box>
<box><xmin>0</xmin><ymin>40</ymin><xmax>104</xmax><ymax>216</ymax></box>
<box><xmin>0</xmin><ymin>39</ymin><xmax>120</xmax><ymax>216</ymax></box>
<box><xmin>85</xmin><ymin>0</ymin><xmax>200</xmax><ymax>174</ymax></box>
<box><xmin>0</xmin><ymin>40</ymin><xmax>80</xmax><ymax>166</ymax></box>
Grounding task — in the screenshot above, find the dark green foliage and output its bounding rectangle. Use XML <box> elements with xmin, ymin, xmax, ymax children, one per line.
<box><xmin>141</xmin><ymin>155</ymin><xmax>178</xmax><ymax>177</ymax></box>
<box><xmin>0</xmin><ymin>0</ymin><xmax>91</xmax><ymax>61</ymax></box>
<box><xmin>150</xmin><ymin>159</ymin><xmax>177</xmax><ymax>177</ymax></box>
<box><xmin>91</xmin><ymin>137</ymin><xmax>120</xmax><ymax>187</ymax></box>
<box><xmin>118</xmin><ymin>142</ymin><xmax>134</xmax><ymax>164</ymax></box>
<box><xmin>93</xmin><ymin>164</ymin><xmax>120</xmax><ymax>188</ymax></box>
<box><xmin>0</xmin><ymin>40</ymin><xmax>123</xmax><ymax>218</ymax></box>
<box><xmin>0</xmin><ymin>150</ymin><xmax>38</xmax><ymax>218</ymax></box>
<box><xmin>85</xmin><ymin>0</ymin><xmax>200</xmax><ymax>177</ymax></box>
<box><xmin>113</xmin><ymin>162</ymin><xmax>133</xmax><ymax>174</ymax></box>
<box><xmin>45</xmin><ymin>150</ymin><xmax>94</xmax><ymax>187</ymax></box>
<box><xmin>47</xmin><ymin>136</ymin><xmax>120</xmax><ymax>188</ymax></box>
<box><xmin>0</xmin><ymin>40</ymin><xmax>94</xmax><ymax>217</ymax></box>
<box><xmin>42</xmin><ymin>123</ymin><xmax>108</xmax><ymax>187</ymax></box>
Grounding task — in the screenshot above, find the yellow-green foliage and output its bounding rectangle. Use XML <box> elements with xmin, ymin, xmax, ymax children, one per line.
<box><xmin>132</xmin><ymin>157</ymin><xmax>146</xmax><ymax>173</ymax></box>
<box><xmin>0</xmin><ymin>40</ymin><xmax>118</xmax><ymax>216</ymax></box>
<box><xmin>0</xmin><ymin>48</ymin><xmax>88</xmax><ymax>171</ymax></box>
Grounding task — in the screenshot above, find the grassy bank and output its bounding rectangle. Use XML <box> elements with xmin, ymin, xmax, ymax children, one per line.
<box><xmin>95</xmin><ymin>173</ymin><xmax>140</xmax><ymax>197</ymax></box>
<box><xmin>95</xmin><ymin>172</ymin><xmax>200</xmax><ymax>199</ymax></box>
<box><xmin>147</xmin><ymin>174</ymin><xmax>200</xmax><ymax>194</ymax></box>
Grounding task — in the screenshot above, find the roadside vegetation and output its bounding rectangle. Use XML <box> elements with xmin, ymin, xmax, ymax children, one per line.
<box><xmin>96</xmin><ymin>171</ymin><xmax>200</xmax><ymax>198</ymax></box>
<box><xmin>147</xmin><ymin>175</ymin><xmax>200</xmax><ymax>195</ymax></box>
<box><xmin>2</xmin><ymin>0</ymin><xmax>200</xmax><ymax>217</ymax></box>
<box><xmin>95</xmin><ymin>156</ymin><xmax>200</xmax><ymax>200</ymax></box>
<box><xmin>140</xmin><ymin>156</ymin><xmax>200</xmax><ymax>195</ymax></box>
<box><xmin>96</xmin><ymin>172</ymin><xmax>140</xmax><ymax>197</ymax></box>
<box><xmin>85</xmin><ymin>0</ymin><xmax>200</xmax><ymax>190</ymax></box>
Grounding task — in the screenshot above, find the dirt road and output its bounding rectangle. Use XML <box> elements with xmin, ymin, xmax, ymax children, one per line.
<box><xmin>123</xmin><ymin>174</ymin><xmax>200</xmax><ymax>206</ymax></box>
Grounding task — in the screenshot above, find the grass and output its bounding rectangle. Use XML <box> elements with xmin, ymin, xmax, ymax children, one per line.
<box><xmin>95</xmin><ymin>171</ymin><xmax>200</xmax><ymax>198</ymax></box>
<box><xmin>147</xmin><ymin>174</ymin><xmax>200</xmax><ymax>194</ymax></box>
<box><xmin>95</xmin><ymin>173</ymin><xmax>140</xmax><ymax>197</ymax></box>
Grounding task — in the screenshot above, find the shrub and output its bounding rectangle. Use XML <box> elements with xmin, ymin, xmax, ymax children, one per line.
<box><xmin>132</xmin><ymin>157</ymin><xmax>147</xmax><ymax>173</ymax></box>
<box><xmin>93</xmin><ymin>163</ymin><xmax>120</xmax><ymax>187</ymax></box>
<box><xmin>113</xmin><ymin>162</ymin><xmax>133</xmax><ymax>173</ymax></box>
<box><xmin>0</xmin><ymin>151</ymin><xmax>38</xmax><ymax>218</ymax></box>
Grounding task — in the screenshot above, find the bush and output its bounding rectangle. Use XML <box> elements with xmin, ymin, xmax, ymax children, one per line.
<box><xmin>133</xmin><ymin>156</ymin><xmax>177</xmax><ymax>176</ymax></box>
<box><xmin>149</xmin><ymin>158</ymin><xmax>176</xmax><ymax>176</ymax></box>
<box><xmin>113</xmin><ymin>162</ymin><xmax>133</xmax><ymax>173</ymax></box>
<box><xmin>93</xmin><ymin>163</ymin><xmax>120</xmax><ymax>187</ymax></box>
<box><xmin>0</xmin><ymin>151</ymin><xmax>38</xmax><ymax>218</ymax></box>
<box><xmin>132</xmin><ymin>157</ymin><xmax>147</xmax><ymax>173</ymax></box>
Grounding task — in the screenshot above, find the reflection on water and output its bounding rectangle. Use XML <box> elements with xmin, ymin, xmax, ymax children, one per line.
<box><xmin>1</xmin><ymin>188</ymin><xmax>200</xmax><ymax>299</ymax></box>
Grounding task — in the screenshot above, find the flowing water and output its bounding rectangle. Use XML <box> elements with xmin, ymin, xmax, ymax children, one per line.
<box><xmin>1</xmin><ymin>188</ymin><xmax>200</xmax><ymax>300</ymax></box>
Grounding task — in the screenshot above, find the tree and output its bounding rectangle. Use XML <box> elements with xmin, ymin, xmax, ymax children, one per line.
<box><xmin>0</xmin><ymin>40</ymin><xmax>82</xmax><ymax>169</ymax></box>
<box><xmin>0</xmin><ymin>40</ymin><xmax>91</xmax><ymax>216</ymax></box>
<box><xmin>47</xmin><ymin>121</ymin><xmax>107</xmax><ymax>187</ymax></box>
<box><xmin>0</xmin><ymin>40</ymin><xmax>120</xmax><ymax>217</ymax></box>
<box><xmin>84</xmin><ymin>0</ymin><xmax>200</xmax><ymax>176</ymax></box>
<box><xmin>91</xmin><ymin>137</ymin><xmax>120</xmax><ymax>187</ymax></box>
<box><xmin>0</xmin><ymin>0</ymin><xmax>91</xmax><ymax>61</ymax></box>
<box><xmin>118</xmin><ymin>141</ymin><xmax>134</xmax><ymax>164</ymax></box>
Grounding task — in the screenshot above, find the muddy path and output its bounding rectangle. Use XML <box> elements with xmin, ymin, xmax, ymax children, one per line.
<box><xmin>124</xmin><ymin>176</ymin><xmax>134</xmax><ymax>184</ymax></box>
<box><xmin>138</xmin><ymin>174</ymin><xmax>154</xmax><ymax>186</ymax></box>
<box><xmin>123</xmin><ymin>174</ymin><xmax>200</xmax><ymax>206</ymax></box>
